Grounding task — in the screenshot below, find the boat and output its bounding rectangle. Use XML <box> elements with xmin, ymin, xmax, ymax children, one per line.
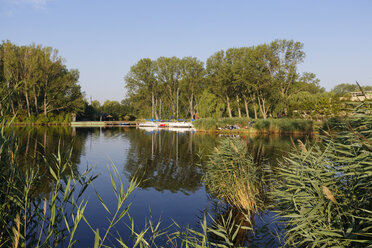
<box><xmin>159</xmin><ymin>123</ymin><xmax>169</xmax><ymax>127</ymax></box>
<box><xmin>168</xmin><ymin>122</ymin><xmax>193</xmax><ymax>128</ymax></box>
<box><xmin>138</xmin><ymin>122</ymin><xmax>158</xmax><ymax>127</ymax></box>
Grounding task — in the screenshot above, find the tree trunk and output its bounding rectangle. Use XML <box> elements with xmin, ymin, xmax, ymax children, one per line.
<box><xmin>189</xmin><ymin>93</ymin><xmax>194</xmax><ymax>119</ymax></box>
<box><xmin>33</xmin><ymin>86</ymin><xmax>39</xmax><ymax>114</ymax></box>
<box><xmin>243</xmin><ymin>96</ymin><xmax>250</xmax><ymax>120</ymax></box>
<box><xmin>236</xmin><ymin>95</ymin><xmax>241</xmax><ymax>118</ymax></box>
<box><xmin>155</xmin><ymin>98</ymin><xmax>159</xmax><ymax>120</ymax></box>
<box><xmin>159</xmin><ymin>99</ymin><xmax>162</xmax><ymax>120</ymax></box>
<box><xmin>257</xmin><ymin>94</ymin><xmax>267</xmax><ymax>119</ymax></box>
<box><xmin>176</xmin><ymin>88</ymin><xmax>179</xmax><ymax>120</ymax></box>
<box><xmin>151</xmin><ymin>92</ymin><xmax>154</xmax><ymax>119</ymax></box>
<box><xmin>283</xmin><ymin>97</ymin><xmax>288</xmax><ymax>116</ymax></box>
<box><xmin>250</xmin><ymin>94</ymin><xmax>258</xmax><ymax>119</ymax></box>
<box><xmin>254</xmin><ymin>104</ymin><xmax>258</xmax><ymax>119</ymax></box>
<box><xmin>25</xmin><ymin>91</ymin><xmax>31</xmax><ymax>117</ymax></box>
<box><xmin>43</xmin><ymin>92</ymin><xmax>47</xmax><ymax>117</ymax></box>
<box><xmin>226</xmin><ymin>95</ymin><xmax>232</xmax><ymax>118</ymax></box>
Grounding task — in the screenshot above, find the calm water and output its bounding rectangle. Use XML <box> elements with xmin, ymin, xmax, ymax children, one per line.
<box><xmin>13</xmin><ymin>126</ymin><xmax>309</xmax><ymax>247</ymax></box>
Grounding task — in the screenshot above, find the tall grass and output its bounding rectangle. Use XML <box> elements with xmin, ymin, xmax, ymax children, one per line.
<box><xmin>193</xmin><ymin>118</ymin><xmax>218</xmax><ymax>131</ymax></box>
<box><xmin>252</xmin><ymin>118</ymin><xmax>313</xmax><ymax>133</ymax></box>
<box><xmin>204</xmin><ymin>139</ymin><xmax>267</xmax><ymax>212</ymax></box>
<box><xmin>272</xmin><ymin>101</ymin><xmax>372</xmax><ymax>247</ymax></box>
<box><xmin>193</xmin><ymin>117</ymin><xmax>313</xmax><ymax>134</ymax></box>
<box><xmin>0</xmin><ymin>121</ymin><xmax>95</xmax><ymax>247</ymax></box>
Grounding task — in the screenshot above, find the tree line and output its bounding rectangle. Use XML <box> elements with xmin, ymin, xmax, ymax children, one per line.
<box><xmin>124</xmin><ymin>39</ymin><xmax>325</xmax><ymax>120</ymax></box>
<box><xmin>0</xmin><ymin>40</ymin><xmax>85</xmax><ymax>121</ymax></box>
<box><xmin>124</xmin><ymin>39</ymin><xmax>371</xmax><ymax>120</ymax></box>
<box><xmin>1</xmin><ymin>40</ymin><xmax>370</xmax><ymax>122</ymax></box>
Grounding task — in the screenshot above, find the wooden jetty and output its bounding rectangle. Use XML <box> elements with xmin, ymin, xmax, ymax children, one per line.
<box><xmin>71</xmin><ymin>121</ymin><xmax>137</xmax><ymax>127</ymax></box>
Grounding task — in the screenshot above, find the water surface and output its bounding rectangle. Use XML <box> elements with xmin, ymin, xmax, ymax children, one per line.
<box><xmin>14</xmin><ymin>126</ymin><xmax>309</xmax><ymax>247</ymax></box>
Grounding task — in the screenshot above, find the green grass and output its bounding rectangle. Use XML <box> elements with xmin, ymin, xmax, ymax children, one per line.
<box><xmin>193</xmin><ymin>118</ymin><xmax>218</xmax><ymax>131</ymax></box>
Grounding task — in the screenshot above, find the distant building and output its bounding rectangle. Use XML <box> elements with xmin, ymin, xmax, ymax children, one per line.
<box><xmin>342</xmin><ymin>91</ymin><xmax>372</xmax><ymax>101</ymax></box>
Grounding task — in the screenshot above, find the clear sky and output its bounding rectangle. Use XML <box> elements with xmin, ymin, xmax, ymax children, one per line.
<box><xmin>1</xmin><ymin>0</ymin><xmax>372</xmax><ymax>103</ymax></box>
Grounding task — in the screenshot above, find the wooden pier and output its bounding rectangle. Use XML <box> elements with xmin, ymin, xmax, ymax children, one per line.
<box><xmin>70</xmin><ymin>121</ymin><xmax>137</xmax><ymax>127</ymax></box>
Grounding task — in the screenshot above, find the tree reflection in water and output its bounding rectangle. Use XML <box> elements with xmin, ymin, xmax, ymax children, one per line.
<box><xmin>9</xmin><ymin>126</ymin><xmax>89</xmax><ymax>196</ymax></box>
<box><xmin>124</xmin><ymin>129</ymin><xmax>218</xmax><ymax>193</ymax></box>
<box><xmin>7</xmin><ymin>126</ymin><xmax>310</xmax><ymax>246</ymax></box>
<box><xmin>200</xmin><ymin>135</ymin><xmax>310</xmax><ymax>247</ymax></box>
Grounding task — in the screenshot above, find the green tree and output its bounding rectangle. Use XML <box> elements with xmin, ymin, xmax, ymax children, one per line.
<box><xmin>332</xmin><ymin>83</ymin><xmax>372</xmax><ymax>96</ymax></box>
<box><xmin>179</xmin><ymin>57</ymin><xmax>205</xmax><ymax>119</ymax></box>
<box><xmin>125</xmin><ymin>58</ymin><xmax>158</xmax><ymax>119</ymax></box>
<box><xmin>0</xmin><ymin>41</ymin><xmax>85</xmax><ymax>120</ymax></box>
<box><xmin>206</xmin><ymin>50</ymin><xmax>234</xmax><ymax>117</ymax></box>
<box><xmin>265</xmin><ymin>39</ymin><xmax>305</xmax><ymax>116</ymax></box>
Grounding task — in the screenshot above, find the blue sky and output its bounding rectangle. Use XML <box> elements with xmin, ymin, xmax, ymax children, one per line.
<box><xmin>1</xmin><ymin>0</ymin><xmax>372</xmax><ymax>103</ymax></box>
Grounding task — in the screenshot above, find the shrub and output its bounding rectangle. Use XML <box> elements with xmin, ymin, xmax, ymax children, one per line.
<box><xmin>193</xmin><ymin>118</ymin><xmax>218</xmax><ymax>130</ymax></box>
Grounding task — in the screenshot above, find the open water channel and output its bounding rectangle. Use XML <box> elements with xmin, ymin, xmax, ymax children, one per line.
<box><xmin>13</xmin><ymin>126</ymin><xmax>311</xmax><ymax>247</ymax></box>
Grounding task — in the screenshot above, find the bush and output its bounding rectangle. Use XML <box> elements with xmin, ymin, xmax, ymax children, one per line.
<box><xmin>217</xmin><ymin>117</ymin><xmax>251</xmax><ymax>128</ymax></box>
<box><xmin>193</xmin><ymin>118</ymin><xmax>218</xmax><ymax>130</ymax></box>
<box><xmin>194</xmin><ymin>117</ymin><xmax>313</xmax><ymax>133</ymax></box>
<box><xmin>252</xmin><ymin>118</ymin><xmax>313</xmax><ymax>133</ymax></box>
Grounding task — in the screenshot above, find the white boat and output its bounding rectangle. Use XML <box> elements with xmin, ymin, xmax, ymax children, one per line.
<box><xmin>138</xmin><ymin>122</ymin><xmax>158</xmax><ymax>127</ymax></box>
<box><xmin>168</xmin><ymin>122</ymin><xmax>193</xmax><ymax>128</ymax></box>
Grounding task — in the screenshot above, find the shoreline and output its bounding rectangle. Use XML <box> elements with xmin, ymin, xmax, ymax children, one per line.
<box><xmin>9</xmin><ymin>122</ymin><xmax>318</xmax><ymax>136</ymax></box>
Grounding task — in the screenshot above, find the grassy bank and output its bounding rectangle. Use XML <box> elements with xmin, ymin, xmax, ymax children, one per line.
<box><xmin>3</xmin><ymin>113</ymin><xmax>72</xmax><ymax>125</ymax></box>
<box><xmin>193</xmin><ymin>117</ymin><xmax>314</xmax><ymax>134</ymax></box>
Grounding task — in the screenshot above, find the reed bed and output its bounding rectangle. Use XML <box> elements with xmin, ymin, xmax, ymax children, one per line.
<box><xmin>272</xmin><ymin>101</ymin><xmax>372</xmax><ymax>247</ymax></box>
<box><xmin>203</xmin><ymin>139</ymin><xmax>267</xmax><ymax>212</ymax></box>
<box><xmin>193</xmin><ymin>117</ymin><xmax>313</xmax><ymax>134</ymax></box>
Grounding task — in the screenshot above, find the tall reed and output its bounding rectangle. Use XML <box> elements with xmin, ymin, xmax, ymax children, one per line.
<box><xmin>203</xmin><ymin>138</ymin><xmax>267</xmax><ymax>212</ymax></box>
<box><xmin>272</xmin><ymin>101</ymin><xmax>372</xmax><ymax>247</ymax></box>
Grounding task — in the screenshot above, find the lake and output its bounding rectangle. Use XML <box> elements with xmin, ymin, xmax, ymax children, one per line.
<box><xmin>13</xmin><ymin>126</ymin><xmax>310</xmax><ymax>247</ymax></box>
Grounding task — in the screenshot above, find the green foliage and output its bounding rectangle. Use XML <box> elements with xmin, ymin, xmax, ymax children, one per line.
<box><xmin>124</xmin><ymin>39</ymin><xmax>325</xmax><ymax>120</ymax></box>
<box><xmin>217</xmin><ymin>117</ymin><xmax>251</xmax><ymax>128</ymax></box>
<box><xmin>0</xmin><ymin>40</ymin><xmax>85</xmax><ymax>120</ymax></box>
<box><xmin>0</xmin><ymin>123</ymin><xmax>95</xmax><ymax>246</ymax></box>
<box><xmin>193</xmin><ymin>117</ymin><xmax>313</xmax><ymax>133</ymax></box>
<box><xmin>193</xmin><ymin>118</ymin><xmax>218</xmax><ymax>130</ymax></box>
<box><xmin>251</xmin><ymin>118</ymin><xmax>313</xmax><ymax>133</ymax></box>
<box><xmin>196</xmin><ymin>90</ymin><xmax>225</xmax><ymax>119</ymax></box>
<box><xmin>288</xmin><ymin>91</ymin><xmax>344</xmax><ymax>118</ymax></box>
<box><xmin>272</xmin><ymin>102</ymin><xmax>372</xmax><ymax>247</ymax></box>
<box><xmin>331</xmin><ymin>83</ymin><xmax>372</xmax><ymax>96</ymax></box>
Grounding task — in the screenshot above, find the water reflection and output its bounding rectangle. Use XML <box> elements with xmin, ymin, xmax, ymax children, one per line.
<box><xmin>11</xmin><ymin>126</ymin><xmax>89</xmax><ymax>196</ymax></box>
<box><xmin>12</xmin><ymin>127</ymin><xmax>308</xmax><ymax>198</ymax></box>
<box><xmin>9</xmin><ymin>127</ymin><xmax>310</xmax><ymax>247</ymax></box>
<box><xmin>123</xmin><ymin>129</ymin><xmax>217</xmax><ymax>193</ymax></box>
